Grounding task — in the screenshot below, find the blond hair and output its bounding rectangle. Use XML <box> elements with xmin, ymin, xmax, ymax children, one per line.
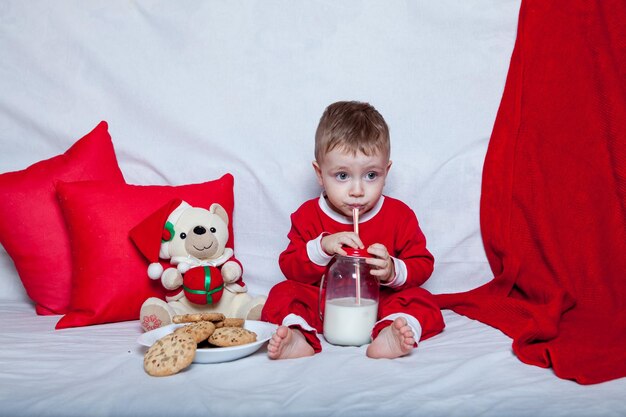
<box><xmin>314</xmin><ymin>101</ymin><xmax>390</xmax><ymax>162</ymax></box>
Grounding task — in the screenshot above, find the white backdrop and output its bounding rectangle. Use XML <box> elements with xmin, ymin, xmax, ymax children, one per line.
<box><xmin>0</xmin><ymin>1</ymin><xmax>520</xmax><ymax>302</ymax></box>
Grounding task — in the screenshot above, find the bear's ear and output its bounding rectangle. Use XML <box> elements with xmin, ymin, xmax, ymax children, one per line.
<box><xmin>209</xmin><ymin>203</ymin><xmax>229</xmax><ymax>226</ymax></box>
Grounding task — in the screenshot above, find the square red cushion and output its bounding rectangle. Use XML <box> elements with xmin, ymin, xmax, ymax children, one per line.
<box><xmin>0</xmin><ymin>122</ymin><xmax>124</xmax><ymax>315</ymax></box>
<box><xmin>54</xmin><ymin>173</ymin><xmax>235</xmax><ymax>329</ymax></box>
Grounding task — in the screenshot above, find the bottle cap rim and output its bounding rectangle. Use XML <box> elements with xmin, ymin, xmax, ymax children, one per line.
<box><xmin>341</xmin><ymin>247</ymin><xmax>371</xmax><ymax>258</ymax></box>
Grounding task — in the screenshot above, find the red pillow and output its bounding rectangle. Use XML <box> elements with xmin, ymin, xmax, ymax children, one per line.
<box><xmin>54</xmin><ymin>174</ymin><xmax>235</xmax><ymax>329</ymax></box>
<box><xmin>0</xmin><ymin>122</ymin><xmax>124</xmax><ymax>315</ymax></box>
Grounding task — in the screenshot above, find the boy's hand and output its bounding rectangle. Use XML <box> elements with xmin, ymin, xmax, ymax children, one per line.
<box><xmin>321</xmin><ymin>232</ymin><xmax>364</xmax><ymax>256</ymax></box>
<box><xmin>366</xmin><ymin>243</ymin><xmax>395</xmax><ymax>283</ymax></box>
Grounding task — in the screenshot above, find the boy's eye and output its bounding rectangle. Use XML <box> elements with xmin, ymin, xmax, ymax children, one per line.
<box><xmin>366</xmin><ymin>172</ymin><xmax>378</xmax><ymax>180</ymax></box>
<box><xmin>335</xmin><ymin>172</ymin><xmax>349</xmax><ymax>181</ymax></box>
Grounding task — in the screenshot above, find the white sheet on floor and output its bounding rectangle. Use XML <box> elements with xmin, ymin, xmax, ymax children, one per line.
<box><xmin>0</xmin><ymin>300</ymin><xmax>624</xmax><ymax>417</ymax></box>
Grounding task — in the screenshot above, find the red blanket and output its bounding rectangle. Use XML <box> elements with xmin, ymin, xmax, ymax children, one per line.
<box><xmin>436</xmin><ymin>0</ymin><xmax>626</xmax><ymax>385</ymax></box>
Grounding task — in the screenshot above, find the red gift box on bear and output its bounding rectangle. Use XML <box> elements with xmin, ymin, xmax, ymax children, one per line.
<box><xmin>182</xmin><ymin>266</ymin><xmax>224</xmax><ymax>305</ymax></box>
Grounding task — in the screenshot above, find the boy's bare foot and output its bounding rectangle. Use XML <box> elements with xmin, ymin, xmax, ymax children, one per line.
<box><xmin>267</xmin><ymin>325</ymin><xmax>315</xmax><ymax>360</ymax></box>
<box><xmin>366</xmin><ymin>317</ymin><xmax>415</xmax><ymax>359</ymax></box>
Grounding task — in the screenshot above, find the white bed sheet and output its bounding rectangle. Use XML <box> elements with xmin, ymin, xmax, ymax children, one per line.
<box><xmin>1</xmin><ymin>300</ymin><xmax>624</xmax><ymax>417</ymax></box>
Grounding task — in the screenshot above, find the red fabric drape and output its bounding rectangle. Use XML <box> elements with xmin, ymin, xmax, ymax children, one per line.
<box><xmin>436</xmin><ymin>0</ymin><xmax>626</xmax><ymax>385</ymax></box>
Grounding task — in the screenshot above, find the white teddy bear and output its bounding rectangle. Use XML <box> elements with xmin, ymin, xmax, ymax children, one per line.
<box><xmin>130</xmin><ymin>198</ymin><xmax>266</xmax><ymax>332</ymax></box>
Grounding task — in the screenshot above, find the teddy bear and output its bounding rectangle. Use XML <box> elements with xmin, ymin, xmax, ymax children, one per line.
<box><xmin>130</xmin><ymin>198</ymin><xmax>266</xmax><ymax>332</ymax></box>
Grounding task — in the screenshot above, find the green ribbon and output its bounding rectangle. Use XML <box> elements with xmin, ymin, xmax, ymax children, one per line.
<box><xmin>183</xmin><ymin>266</ymin><xmax>224</xmax><ymax>304</ymax></box>
<box><xmin>162</xmin><ymin>221</ymin><xmax>175</xmax><ymax>242</ymax></box>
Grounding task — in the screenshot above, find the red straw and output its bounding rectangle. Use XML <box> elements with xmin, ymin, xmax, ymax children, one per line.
<box><xmin>353</xmin><ymin>207</ymin><xmax>361</xmax><ymax>305</ymax></box>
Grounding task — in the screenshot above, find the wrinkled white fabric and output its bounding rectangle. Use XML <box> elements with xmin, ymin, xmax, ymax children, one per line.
<box><xmin>1</xmin><ymin>301</ymin><xmax>625</xmax><ymax>417</ymax></box>
<box><xmin>0</xmin><ymin>0</ymin><xmax>518</xmax><ymax>302</ymax></box>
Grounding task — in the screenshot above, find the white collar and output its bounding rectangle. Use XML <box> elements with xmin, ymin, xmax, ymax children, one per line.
<box><xmin>317</xmin><ymin>193</ymin><xmax>384</xmax><ymax>224</ymax></box>
<box><xmin>170</xmin><ymin>247</ymin><xmax>234</xmax><ymax>268</ymax></box>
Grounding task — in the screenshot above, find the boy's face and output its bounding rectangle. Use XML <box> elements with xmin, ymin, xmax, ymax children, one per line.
<box><xmin>313</xmin><ymin>147</ymin><xmax>392</xmax><ymax>218</ymax></box>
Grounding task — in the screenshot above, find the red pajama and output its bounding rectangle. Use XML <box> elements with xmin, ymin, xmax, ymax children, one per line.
<box><xmin>261</xmin><ymin>194</ymin><xmax>444</xmax><ymax>352</ymax></box>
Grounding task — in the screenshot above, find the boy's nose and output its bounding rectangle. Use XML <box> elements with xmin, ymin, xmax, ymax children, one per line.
<box><xmin>349</xmin><ymin>181</ymin><xmax>364</xmax><ymax>196</ymax></box>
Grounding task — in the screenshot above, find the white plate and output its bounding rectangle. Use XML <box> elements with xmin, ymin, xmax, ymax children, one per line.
<box><xmin>137</xmin><ymin>320</ymin><xmax>277</xmax><ymax>364</ymax></box>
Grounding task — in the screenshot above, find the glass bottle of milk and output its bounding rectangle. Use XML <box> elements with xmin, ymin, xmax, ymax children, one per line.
<box><xmin>320</xmin><ymin>248</ymin><xmax>380</xmax><ymax>346</ymax></box>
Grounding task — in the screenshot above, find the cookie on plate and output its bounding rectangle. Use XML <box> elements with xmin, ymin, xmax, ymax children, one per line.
<box><xmin>172</xmin><ymin>312</ymin><xmax>225</xmax><ymax>324</ymax></box>
<box><xmin>144</xmin><ymin>333</ymin><xmax>197</xmax><ymax>377</ymax></box>
<box><xmin>174</xmin><ymin>321</ymin><xmax>216</xmax><ymax>343</ymax></box>
<box><xmin>208</xmin><ymin>327</ymin><xmax>257</xmax><ymax>347</ymax></box>
<box><xmin>215</xmin><ymin>318</ymin><xmax>245</xmax><ymax>328</ymax></box>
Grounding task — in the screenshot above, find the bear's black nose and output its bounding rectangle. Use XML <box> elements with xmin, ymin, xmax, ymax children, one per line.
<box><xmin>193</xmin><ymin>226</ymin><xmax>206</xmax><ymax>235</ymax></box>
